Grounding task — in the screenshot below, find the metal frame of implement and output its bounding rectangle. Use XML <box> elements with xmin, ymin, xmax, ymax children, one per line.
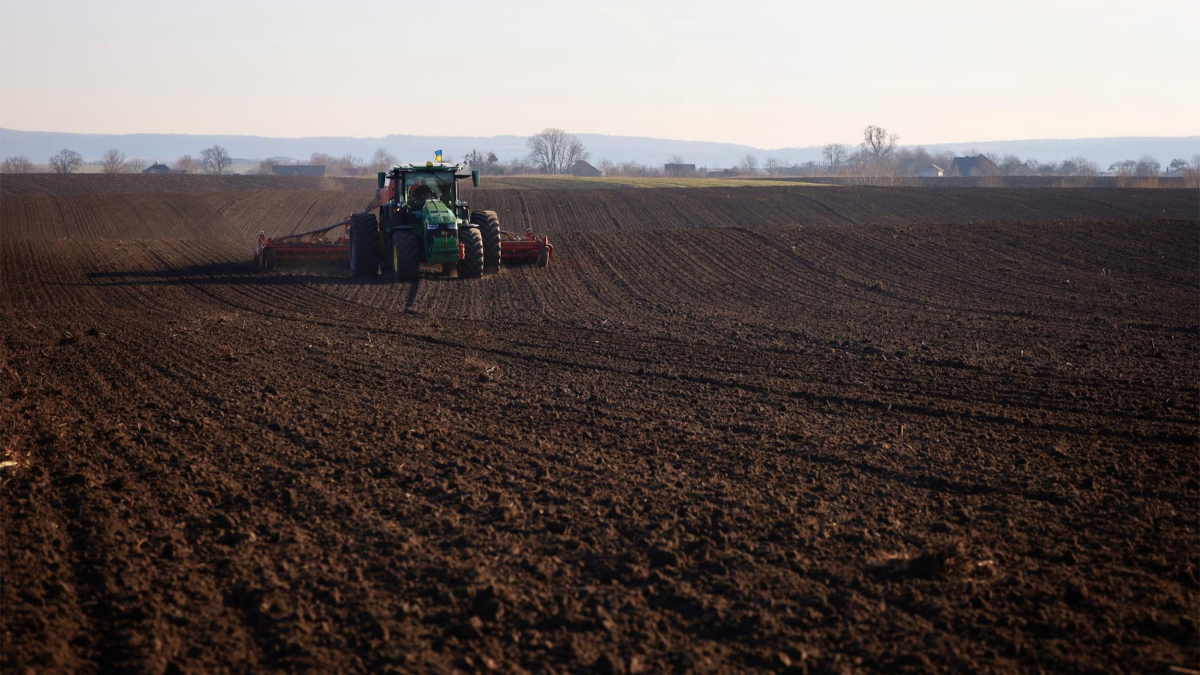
<box><xmin>254</xmin><ymin>219</ymin><xmax>351</xmax><ymax>269</ymax></box>
<box><xmin>500</xmin><ymin>229</ymin><xmax>553</xmax><ymax>267</ymax></box>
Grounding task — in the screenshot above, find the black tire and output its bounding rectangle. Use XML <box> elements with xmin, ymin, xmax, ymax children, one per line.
<box><xmin>349</xmin><ymin>213</ymin><xmax>379</xmax><ymax>277</ymax></box>
<box><xmin>536</xmin><ymin>245</ymin><xmax>549</xmax><ymax>268</ymax></box>
<box><xmin>391</xmin><ymin>230</ymin><xmax>420</xmax><ymax>282</ymax></box>
<box><xmin>263</xmin><ymin>248</ymin><xmax>277</xmax><ymax>270</ymax></box>
<box><xmin>471</xmin><ymin>210</ymin><xmax>502</xmax><ymax>274</ymax></box>
<box><xmin>459</xmin><ymin>227</ymin><xmax>484</xmax><ymax>279</ymax></box>
<box><xmin>378</xmin><ymin>209</ymin><xmax>393</xmax><ymax>276</ymax></box>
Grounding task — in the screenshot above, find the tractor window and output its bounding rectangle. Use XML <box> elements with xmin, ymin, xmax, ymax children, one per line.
<box><xmin>404</xmin><ymin>172</ymin><xmax>454</xmax><ymax>204</ymax></box>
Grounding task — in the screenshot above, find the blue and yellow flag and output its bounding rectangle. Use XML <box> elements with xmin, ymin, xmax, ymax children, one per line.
<box><xmin>435</xmin><ymin>150</ymin><xmax>443</xmax><ymax>162</ymax></box>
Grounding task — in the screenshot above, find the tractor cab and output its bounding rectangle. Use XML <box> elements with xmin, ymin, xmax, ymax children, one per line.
<box><xmin>403</xmin><ymin>174</ymin><xmax>450</xmax><ymax>213</ymax></box>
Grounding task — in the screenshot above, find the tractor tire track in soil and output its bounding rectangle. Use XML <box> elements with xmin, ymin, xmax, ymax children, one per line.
<box><xmin>2</xmin><ymin>182</ymin><xmax>1197</xmax><ymax>674</ymax></box>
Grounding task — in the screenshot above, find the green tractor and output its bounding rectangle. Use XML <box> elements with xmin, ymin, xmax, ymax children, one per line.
<box><xmin>348</xmin><ymin>163</ymin><xmax>502</xmax><ymax>280</ymax></box>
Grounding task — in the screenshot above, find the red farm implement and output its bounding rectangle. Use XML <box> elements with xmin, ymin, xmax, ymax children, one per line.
<box><xmin>254</xmin><ymin>219</ymin><xmax>352</xmax><ymax>270</ymax></box>
<box><xmin>500</xmin><ymin>229</ymin><xmax>553</xmax><ymax>268</ymax></box>
<box><xmin>252</xmin><ymin>164</ymin><xmax>555</xmax><ymax>276</ymax></box>
<box><xmin>254</xmin><ymin>222</ymin><xmax>553</xmax><ymax>271</ymax></box>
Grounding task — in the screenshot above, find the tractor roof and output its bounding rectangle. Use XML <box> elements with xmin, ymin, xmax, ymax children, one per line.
<box><xmin>390</xmin><ymin>162</ymin><xmax>464</xmax><ymax>174</ymax></box>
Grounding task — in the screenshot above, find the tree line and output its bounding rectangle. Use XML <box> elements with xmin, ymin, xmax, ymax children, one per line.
<box><xmin>0</xmin><ymin>145</ymin><xmax>235</xmax><ymax>175</ymax></box>
<box><xmin>728</xmin><ymin>126</ymin><xmax>1197</xmax><ymax>180</ymax></box>
<box><xmin>5</xmin><ymin>129</ymin><xmax>1196</xmax><ymax>184</ymax></box>
<box><xmin>456</xmin><ymin>126</ymin><xmax>1200</xmax><ymax>182</ymax></box>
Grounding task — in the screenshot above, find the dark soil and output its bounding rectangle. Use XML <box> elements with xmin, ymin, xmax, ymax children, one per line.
<box><xmin>0</xmin><ymin>174</ymin><xmax>343</xmax><ymax>195</ymax></box>
<box><xmin>2</xmin><ymin>182</ymin><xmax>1197</xmax><ymax>674</ymax></box>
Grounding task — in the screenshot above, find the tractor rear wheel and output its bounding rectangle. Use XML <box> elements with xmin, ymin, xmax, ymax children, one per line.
<box><xmin>536</xmin><ymin>245</ymin><xmax>550</xmax><ymax>268</ymax></box>
<box><xmin>392</xmin><ymin>230</ymin><xmax>421</xmax><ymax>282</ymax></box>
<box><xmin>471</xmin><ymin>210</ymin><xmax>502</xmax><ymax>274</ymax></box>
<box><xmin>459</xmin><ymin>227</ymin><xmax>484</xmax><ymax>279</ymax></box>
<box><xmin>349</xmin><ymin>213</ymin><xmax>380</xmax><ymax>277</ymax></box>
<box><xmin>263</xmin><ymin>248</ymin><xmax>277</xmax><ymax>270</ymax></box>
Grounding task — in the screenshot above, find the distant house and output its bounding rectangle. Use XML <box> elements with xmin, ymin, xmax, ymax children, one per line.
<box><xmin>917</xmin><ymin>164</ymin><xmax>944</xmax><ymax>178</ymax></box>
<box><xmin>947</xmin><ymin>156</ymin><xmax>1002</xmax><ymax>177</ymax></box>
<box><xmin>143</xmin><ymin>162</ymin><xmax>172</xmax><ymax>174</ymax></box>
<box><xmin>272</xmin><ymin>165</ymin><xmax>327</xmax><ymax>177</ymax></box>
<box><xmin>568</xmin><ymin>160</ymin><xmax>602</xmax><ymax>177</ymax></box>
<box><xmin>664</xmin><ymin>163</ymin><xmax>696</xmax><ymax>177</ymax></box>
<box><xmin>706</xmin><ymin>169</ymin><xmax>739</xmax><ymax>178</ymax></box>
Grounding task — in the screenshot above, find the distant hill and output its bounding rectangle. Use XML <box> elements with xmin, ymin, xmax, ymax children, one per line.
<box><xmin>2</xmin><ymin>128</ymin><xmax>1195</xmax><ymax>171</ymax></box>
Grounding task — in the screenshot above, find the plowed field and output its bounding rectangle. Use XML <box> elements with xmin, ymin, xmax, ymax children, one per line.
<box><xmin>2</xmin><ymin>181</ymin><xmax>1197</xmax><ymax>674</ymax></box>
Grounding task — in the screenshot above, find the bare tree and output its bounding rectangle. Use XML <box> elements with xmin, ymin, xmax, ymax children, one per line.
<box><xmin>371</xmin><ymin>148</ymin><xmax>398</xmax><ymax>173</ymax></box>
<box><xmin>859</xmin><ymin>126</ymin><xmax>899</xmax><ymax>179</ymax></box>
<box><xmin>597</xmin><ymin>158</ymin><xmax>616</xmax><ymax>176</ymax></box>
<box><xmin>101</xmin><ymin>148</ymin><xmax>127</xmax><ymax>173</ymax></box>
<box><xmin>822</xmin><ymin>143</ymin><xmax>848</xmax><ymax>172</ymax></box>
<box><xmin>526</xmin><ymin>128</ymin><xmax>589</xmax><ymax>174</ymax></box>
<box><xmin>200</xmin><ymin>145</ymin><xmax>232</xmax><ymax>174</ymax></box>
<box><xmin>258</xmin><ymin>158</ymin><xmax>277</xmax><ymax>174</ymax></box>
<box><xmin>49</xmin><ymin>148</ymin><xmax>83</xmax><ymax>174</ymax></box>
<box><xmin>1108</xmin><ymin>159</ymin><xmax>1137</xmax><ymax>186</ymax></box>
<box><xmin>1059</xmin><ymin>156</ymin><xmax>1098</xmax><ymax>176</ymax></box>
<box><xmin>668</xmin><ymin>154</ymin><xmax>684</xmax><ymax>165</ymax></box>
<box><xmin>764</xmin><ymin>157</ymin><xmax>783</xmax><ymax>176</ymax></box>
<box><xmin>2</xmin><ymin>156</ymin><xmax>34</xmax><ymax>173</ymax></box>
<box><xmin>796</xmin><ymin>161</ymin><xmax>821</xmax><ymax>176</ymax></box>
<box><xmin>306</xmin><ymin>152</ymin><xmax>364</xmax><ymax>177</ymax></box>
<box><xmin>339</xmin><ymin>153</ymin><xmax>364</xmax><ymax>176</ymax></box>
<box><xmin>174</xmin><ymin>155</ymin><xmax>198</xmax><ymax>173</ymax></box>
<box><xmin>1185</xmin><ymin>154</ymin><xmax>1200</xmax><ymax>188</ymax></box>
<box><xmin>127</xmin><ymin>158</ymin><xmax>147</xmax><ymax>173</ymax></box>
<box><xmin>998</xmin><ymin>154</ymin><xmax>1025</xmax><ymax>174</ymax></box>
<box><xmin>862</xmin><ymin>126</ymin><xmax>898</xmax><ymax>160</ymax></box>
<box><xmin>1167</xmin><ymin>158</ymin><xmax>1189</xmax><ymax>175</ymax></box>
<box><xmin>1134</xmin><ymin>155</ymin><xmax>1160</xmax><ymax>177</ymax></box>
<box><xmin>892</xmin><ymin>146</ymin><xmax>934</xmax><ymax>176</ymax></box>
<box><xmin>463</xmin><ymin>149</ymin><xmax>498</xmax><ymax>173</ymax></box>
<box><xmin>738</xmin><ymin>154</ymin><xmax>760</xmax><ymax>175</ymax></box>
<box><xmin>616</xmin><ymin>161</ymin><xmax>657</xmax><ymax>177</ymax></box>
<box><xmin>500</xmin><ymin>156</ymin><xmax>536</xmax><ymax>175</ymax></box>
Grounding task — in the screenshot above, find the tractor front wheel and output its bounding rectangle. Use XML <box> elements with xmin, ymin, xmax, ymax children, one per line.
<box><xmin>392</xmin><ymin>230</ymin><xmax>421</xmax><ymax>282</ymax></box>
<box><xmin>471</xmin><ymin>210</ymin><xmax>502</xmax><ymax>274</ymax></box>
<box><xmin>459</xmin><ymin>227</ymin><xmax>484</xmax><ymax>279</ymax></box>
<box><xmin>349</xmin><ymin>213</ymin><xmax>380</xmax><ymax>277</ymax></box>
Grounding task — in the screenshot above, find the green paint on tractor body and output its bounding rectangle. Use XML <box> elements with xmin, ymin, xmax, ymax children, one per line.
<box><xmin>377</xmin><ymin>163</ymin><xmax>477</xmax><ymax>264</ymax></box>
<box><xmin>421</xmin><ymin>200</ymin><xmax>462</xmax><ymax>264</ymax></box>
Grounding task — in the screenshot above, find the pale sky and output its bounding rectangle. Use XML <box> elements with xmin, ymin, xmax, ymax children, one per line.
<box><xmin>1</xmin><ymin>0</ymin><xmax>1196</xmax><ymax>148</ymax></box>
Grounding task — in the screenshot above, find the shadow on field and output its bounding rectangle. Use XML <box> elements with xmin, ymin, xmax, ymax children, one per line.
<box><xmin>81</xmin><ymin>261</ymin><xmax>406</xmax><ymax>287</ymax></box>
